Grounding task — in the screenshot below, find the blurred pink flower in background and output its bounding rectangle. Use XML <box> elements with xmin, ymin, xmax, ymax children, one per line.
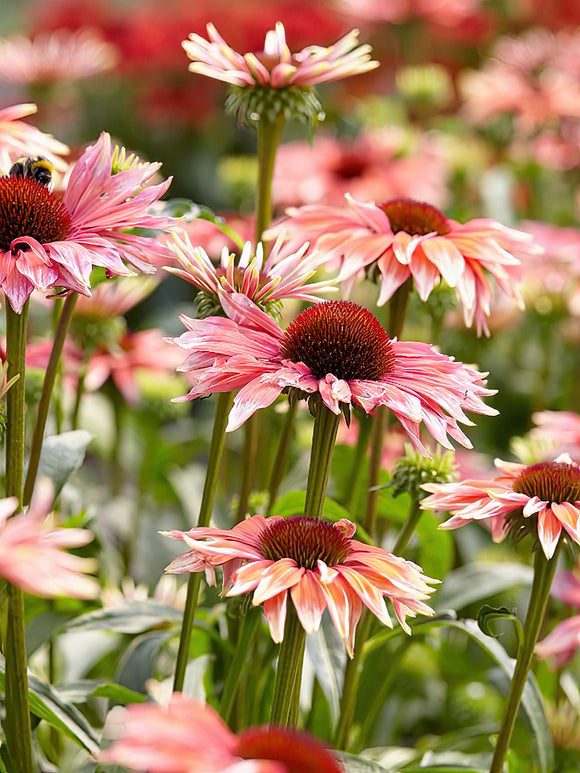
<box><xmin>0</xmin><ymin>102</ymin><xmax>68</xmax><ymax>172</ymax></box>
<box><xmin>0</xmin><ymin>28</ymin><xmax>119</xmax><ymax>86</ymax></box>
<box><xmin>536</xmin><ymin>567</ymin><xmax>580</xmax><ymax>667</ymax></box>
<box><xmin>164</xmin><ymin>515</ymin><xmax>436</xmax><ymax>655</ymax></box>
<box><xmin>100</xmin><ymin>693</ymin><xmax>343</xmax><ymax>772</ymax></box>
<box><xmin>0</xmin><ymin>131</ymin><xmax>175</xmax><ymax>313</ymax></box>
<box><xmin>423</xmin><ymin>453</ymin><xmax>580</xmax><ymax>559</ymax></box>
<box><xmin>0</xmin><ymin>480</ymin><xmax>99</xmax><ymax>598</ymax></box>
<box><xmin>334</xmin><ymin>0</ymin><xmax>483</xmax><ymax>27</ymax></box>
<box><xmin>529</xmin><ymin>411</ymin><xmax>580</xmax><ymax>459</ymax></box>
<box><xmin>272</xmin><ymin>129</ymin><xmax>449</xmax><ymax>210</ymax></box>
<box><xmin>183</xmin><ymin>22</ymin><xmax>378</xmax><ymax>89</ymax></box>
<box><xmin>273</xmin><ymin>195</ymin><xmax>539</xmax><ymax>335</ymax></box>
<box><xmin>170</xmin><ymin>294</ymin><xmax>497</xmax><ymax>449</ymax></box>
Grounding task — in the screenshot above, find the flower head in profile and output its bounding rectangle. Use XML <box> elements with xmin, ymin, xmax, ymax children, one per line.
<box><xmin>170</xmin><ymin>294</ymin><xmax>497</xmax><ymax>451</ymax></box>
<box><xmin>0</xmin><ymin>479</ymin><xmax>99</xmax><ymax>598</ymax></box>
<box><xmin>100</xmin><ymin>693</ymin><xmax>343</xmax><ymax>772</ymax></box>
<box><xmin>0</xmin><ymin>28</ymin><xmax>118</xmax><ymax>86</ymax></box>
<box><xmin>0</xmin><ymin>102</ymin><xmax>68</xmax><ymax>172</ymax></box>
<box><xmin>422</xmin><ymin>453</ymin><xmax>580</xmax><ymax>559</ymax></box>
<box><xmin>273</xmin><ymin>195</ymin><xmax>542</xmax><ymax>335</ymax></box>
<box><xmin>0</xmin><ymin>131</ymin><xmax>175</xmax><ymax>313</ymax></box>
<box><xmin>183</xmin><ymin>22</ymin><xmax>378</xmax><ymax>123</ymax></box>
<box><xmin>164</xmin><ymin>515</ymin><xmax>436</xmax><ymax>656</ymax></box>
<box><xmin>165</xmin><ymin>231</ymin><xmax>334</xmax><ymax>317</ymax></box>
<box><xmin>536</xmin><ymin>567</ymin><xmax>580</xmax><ymax>667</ymax></box>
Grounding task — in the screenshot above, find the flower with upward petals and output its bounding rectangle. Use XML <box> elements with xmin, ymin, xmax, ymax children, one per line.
<box><xmin>0</xmin><ymin>479</ymin><xmax>98</xmax><ymax>598</ymax></box>
<box><xmin>0</xmin><ymin>102</ymin><xmax>68</xmax><ymax>172</ymax></box>
<box><xmin>182</xmin><ymin>23</ymin><xmax>378</xmax><ymax>123</ymax></box>
<box><xmin>164</xmin><ymin>515</ymin><xmax>437</xmax><ymax>656</ymax></box>
<box><xmin>165</xmin><ymin>232</ymin><xmax>334</xmax><ymax>317</ymax></box>
<box><xmin>272</xmin><ymin>195</ymin><xmax>542</xmax><ymax>335</ymax></box>
<box><xmin>0</xmin><ymin>131</ymin><xmax>175</xmax><ymax>313</ymax></box>
<box><xmin>422</xmin><ymin>454</ymin><xmax>580</xmax><ymax>559</ymax></box>
<box><xmin>100</xmin><ymin>693</ymin><xmax>343</xmax><ymax>772</ymax></box>
<box><xmin>169</xmin><ymin>294</ymin><xmax>496</xmax><ymax>451</ymax></box>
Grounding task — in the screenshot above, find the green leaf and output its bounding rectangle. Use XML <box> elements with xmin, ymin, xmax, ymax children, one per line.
<box><xmin>62</xmin><ymin>601</ymin><xmax>182</xmax><ymax>634</ymax></box>
<box><xmin>434</xmin><ymin>562</ymin><xmax>533</xmax><ymax>612</ymax></box>
<box><xmin>55</xmin><ymin>679</ymin><xmax>146</xmax><ymax>705</ymax></box>
<box><xmin>336</xmin><ymin>752</ymin><xmax>391</xmax><ymax>772</ymax></box>
<box><xmin>116</xmin><ymin>631</ymin><xmax>173</xmax><ymax>694</ymax></box>
<box><xmin>0</xmin><ymin>658</ymin><xmax>100</xmax><ymax>754</ymax></box>
<box><xmin>305</xmin><ymin>615</ymin><xmax>346</xmax><ymax>725</ymax></box>
<box><xmin>477</xmin><ymin>605</ymin><xmax>524</xmax><ymax>651</ymax></box>
<box><xmin>415</xmin><ymin>509</ymin><xmax>454</xmax><ymax>580</ymax></box>
<box><xmin>31</xmin><ymin>430</ymin><xmax>93</xmax><ymax>494</ymax></box>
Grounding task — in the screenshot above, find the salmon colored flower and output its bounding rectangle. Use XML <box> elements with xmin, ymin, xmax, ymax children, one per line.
<box><xmin>164</xmin><ymin>515</ymin><xmax>436</xmax><ymax>655</ymax></box>
<box><xmin>0</xmin><ymin>102</ymin><xmax>68</xmax><ymax>172</ymax></box>
<box><xmin>273</xmin><ymin>195</ymin><xmax>541</xmax><ymax>335</ymax></box>
<box><xmin>422</xmin><ymin>453</ymin><xmax>580</xmax><ymax>559</ymax></box>
<box><xmin>0</xmin><ymin>29</ymin><xmax>118</xmax><ymax>86</ymax></box>
<box><xmin>0</xmin><ymin>131</ymin><xmax>175</xmax><ymax>313</ymax></box>
<box><xmin>169</xmin><ymin>294</ymin><xmax>497</xmax><ymax>451</ymax></box>
<box><xmin>0</xmin><ymin>479</ymin><xmax>98</xmax><ymax>598</ymax></box>
<box><xmin>100</xmin><ymin>693</ymin><xmax>343</xmax><ymax>772</ymax></box>
<box><xmin>536</xmin><ymin>567</ymin><xmax>580</xmax><ymax>667</ymax></box>
<box><xmin>183</xmin><ymin>22</ymin><xmax>378</xmax><ymax>90</ymax></box>
<box><xmin>166</xmin><ymin>232</ymin><xmax>334</xmax><ymax>317</ymax></box>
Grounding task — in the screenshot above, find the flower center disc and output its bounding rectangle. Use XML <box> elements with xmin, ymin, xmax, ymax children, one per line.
<box><xmin>280</xmin><ymin>300</ymin><xmax>393</xmax><ymax>381</ymax></box>
<box><xmin>261</xmin><ymin>516</ymin><xmax>350</xmax><ymax>570</ymax></box>
<box><xmin>512</xmin><ymin>461</ymin><xmax>580</xmax><ymax>503</ymax></box>
<box><xmin>0</xmin><ymin>177</ymin><xmax>71</xmax><ymax>251</ymax></box>
<box><xmin>379</xmin><ymin>198</ymin><xmax>451</xmax><ymax>236</ymax></box>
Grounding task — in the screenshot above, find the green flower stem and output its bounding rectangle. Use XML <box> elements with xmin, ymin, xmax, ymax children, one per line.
<box><xmin>173</xmin><ymin>390</ymin><xmax>234</xmax><ymax>693</ymax></box>
<box><xmin>334</xmin><ymin>609</ymin><xmax>374</xmax><ymax>749</ymax></box>
<box><xmin>489</xmin><ymin>546</ymin><xmax>561</xmax><ymax>773</ymax></box>
<box><xmin>304</xmin><ymin>405</ymin><xmax>340</xmax><ymax>519</ymax></box>
<box><xmin>269</xmin><ymin>602</ymin><xmax>307</xmax><ymax>727</ymax></box>
<box><xmin>219</xmin><ymin>607</ymin><xmax>262</xmax><ymax>722</ymax></box>
<box><xmin>254</xmin><ymin>114</ymin><xmax>286</xmax><ymax>245</ymax></box>
<box><xmin>236</xmin><ymin>413</ymin><xmax>258</xmax><ymax>522</ymax></box>
<box><xmin>266</xmin><ymin>401</ymin><xmax>297</xmax><ymax>515</ymax></box>
<box><xmin>4</xmin><ymin>301</ymin><xmax>34</xmax><ymax>773</ymax></box>
<box><xmin>23</xmin><ymin>293</ymin><xmax>78</xmax><ymax>506</ymax></box>
<box><xmin>345</xmin><ymin>414</ymin><xmax>372</xmax><ymax>516</ymax></box>
<box><xmin>392</xmin><ymin>494</ymin><xmax>422</xmax><ymax>555</ymax></box>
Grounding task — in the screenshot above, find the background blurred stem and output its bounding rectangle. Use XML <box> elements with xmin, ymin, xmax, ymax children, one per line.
<box><xmin>4</xmin><ymin>301</ymin><xmax>34</xmax><ymax>773</ymax></box>
<box><xmin>173</xmin><ymin>390</ymin><xmax>234</xmax><ymax>692</ymax></box>
<box><xmin>266</xmin><ymin>401</ymin><xmax>296</xmax><ymax>515</ymax></box>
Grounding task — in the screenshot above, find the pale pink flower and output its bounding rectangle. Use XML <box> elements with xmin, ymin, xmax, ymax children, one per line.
<box><xmin>164</xmin><ymin>515</ymin><xmax>436</xmax><ymax>655</ymax></box>
<box><xmin>0</xmin><ymin>480</ymin><xmax>99</xmax><ymax>598</ymax></box>
<box><xmin>74</xmin><ymin>276</ymin><xmax>159</xmax><ymax>319</ymax></box>
<box><xmin>273</xmin><ymin>195</ymin><xmax>540</xmax><ymax>335</ymax></box>
<box><xmin>422</xmin><ymin>453</ymin><xmax>580</xmax><ymax>560</ymax></box>
<box><xmin>0</xmin><ymin>29</ymin><xmax>118</xmax><ymax>86</ymax></box>
<box><xmin>183</xmin><ymin>22</ymin><xmax>378</xmax><ymax>89</ymax></box>
<box><xmin>0</xmin><ymin>102</ymin><xmax>68</xmax><ymax>172</ymax></box>
<box><xmin>170</xmin><ymin>294</ymin><xmax>497</xmax><ymax>451</ymax></box>
<box><xmin>165</xmin><ymin>232</ymin><xmax>335</xmax><ymax>314</ymax></box>
<box><xmin>334</xmin><ymin>0</ymin><xmax>483</xmax><ymax>27</ymax></box>
<box><xmin>0</xmin><ymin>131</ymin><xmax>175</xmax><ymax>313</ymax></box>
<box><xmin>529</xmin><ymin>411</ymin><xmax>580</xmax><ymax>460</ymax></box>
<box><xmin>85</xmin><ymin>329</ymin><xmax>183</xmax><ymax>406</ymax></box>
<box><xmin>536</xmin><ymin>568</ymin><xmax>580</xmax><ymax>667</ymax></box>
<box><xmin>272</xmin><ymin>129</ymin><xmax>448</xmax><ymax>210</ymax></box>
<box><xmin>100</xmin><ymin>693</ymin><xmax>343</xmax><ymax>772</ymax></box>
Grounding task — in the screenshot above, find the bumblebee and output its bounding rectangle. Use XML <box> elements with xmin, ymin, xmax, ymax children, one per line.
<box><xmin>9</xmin><ymin>156</ymin><xmax>54</xmax><ymax>189</ymax></box>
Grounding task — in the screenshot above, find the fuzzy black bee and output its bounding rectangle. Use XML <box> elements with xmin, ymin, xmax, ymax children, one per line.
<box><xmin>9</xmin><ymin>156</ymin><xmax>54</xmax><ymax>188</ymax></box>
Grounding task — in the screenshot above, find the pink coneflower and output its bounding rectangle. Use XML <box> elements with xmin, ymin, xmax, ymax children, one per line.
<box><xmin>0</xmin><ymin>102</ymin><xmax>68</xmax><ymax>172</ymax></box>
<box><xmin>529</xmin><ymin>411</ymin><xmax>580</xmax><ymax>459</ymax></box>
<box><xmin>0</xmin><ymin>479</ymin><xmax>98</xmax><ymax>598</ymax></box>
<box><xmin>536</xmin><ymin>567</ymin><xmax>580</xmax><ymax>667</ymax></box>
<box><xmin>0</xmin><ymin>131</ymin><xmax>174</xmax><ymax>313</ymax></box>
<box><xmin>273</xmin><ymin>195</ymin><xmax>540</xmax><ymax>335</ymax></box>
<box><xmin>164</xmin><ymin>515</ymin><xmax>436</xmax><ymax>655</ymax></box>
<box><xmin>183</xmin><ymin>22</ymin><xmax>378</xmax><ymax>90</ymax></box>
<box><xmin>100</xmin><ymin>693</ymin><xmax>343</xmax><ymax>772</ymax></box>
<box><xmin>0</xmin><ymin>28</ymin><xmax>118</xmax><ymax>86</ymax></box>
<box><xmin>170</xmin><ymin>294</ymin><xmax>497</xmax><ymax>451</ymax></box>
<box><xmin>422</xmin><ymin>453</ymin><xmax>580</xmax><ymax>560</ymax></box>
<box><xmin>166</xmin><ymin>232</ymin><xmax>334</xmax><ymax>316</ymax></box>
